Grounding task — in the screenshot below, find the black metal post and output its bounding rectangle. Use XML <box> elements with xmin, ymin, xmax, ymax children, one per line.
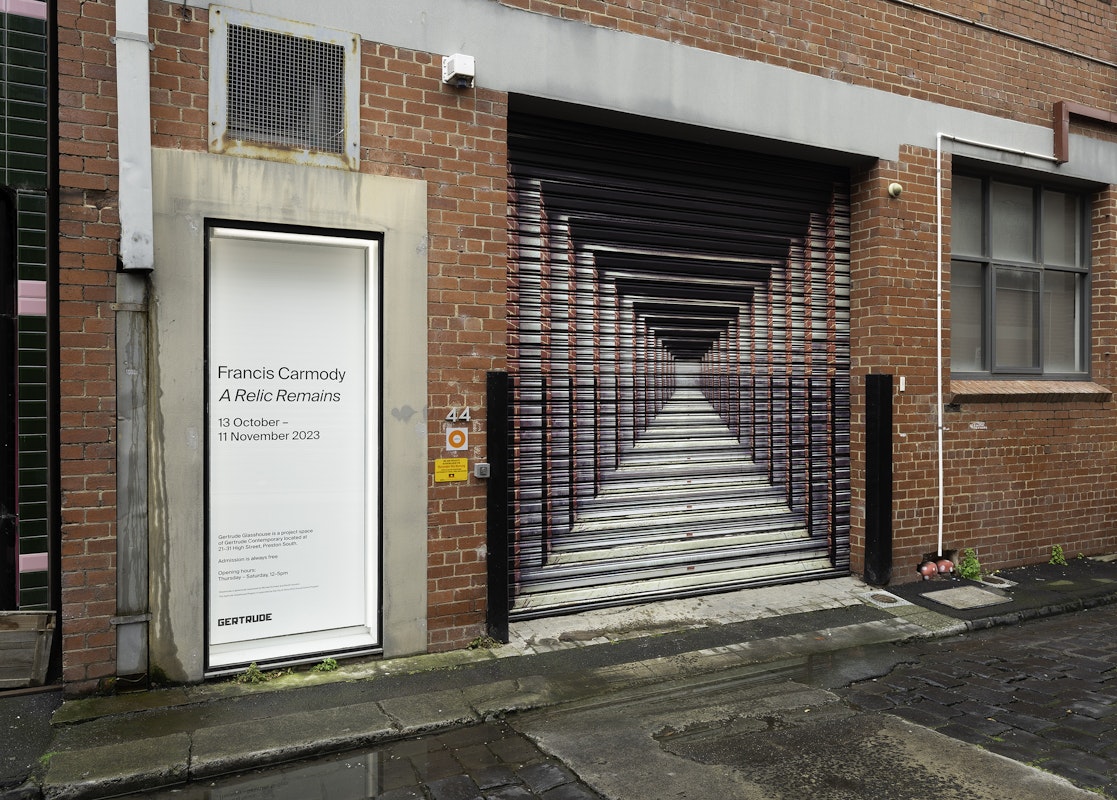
<box><xmin>864</xmin><ymin>374</ymin><xmax>893</xmax><ymax>586</ymax></box>
<box><xmin>486</xmin><ymin>371</ymin><xmax>510</xmax><ymax>642</ymax></box>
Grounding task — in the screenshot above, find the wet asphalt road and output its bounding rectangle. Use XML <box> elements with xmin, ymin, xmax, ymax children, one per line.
<box><xmin>834</xmin><ymin>603</ymin><xmax>1117</xmax><ymax>799</ymax></box>
<box><xmin>141</xmin><ymin>603</ymin><xmax>1117</xmax><ymax>800</ymax></box>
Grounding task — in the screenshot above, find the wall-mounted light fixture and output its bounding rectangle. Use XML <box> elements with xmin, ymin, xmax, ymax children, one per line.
<box><xmin>442</xmin><ymin>53</ymin><xmax>475</xmax><ymax>89</ymax></box>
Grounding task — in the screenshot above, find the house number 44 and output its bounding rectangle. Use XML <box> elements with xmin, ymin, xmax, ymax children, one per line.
<box><xmin>445</xmin><ymin>408</ymin><xmax>471</xmax><ymax>423</ymax></box>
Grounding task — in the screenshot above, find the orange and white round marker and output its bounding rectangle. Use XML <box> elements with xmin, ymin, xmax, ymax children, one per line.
<box><xmin>446</xmin><ymin>427</ymin><xmax>468</xmax><ymax>451</ymax></box>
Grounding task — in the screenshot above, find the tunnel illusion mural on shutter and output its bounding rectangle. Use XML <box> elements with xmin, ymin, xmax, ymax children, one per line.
<box><xmin>505</xmin><ymin>115</ymin><xmax>851</xmax><ymax>618</ymax></box>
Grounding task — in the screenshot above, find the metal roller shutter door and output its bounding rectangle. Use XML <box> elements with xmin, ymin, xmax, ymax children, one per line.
<box><xmin>503</xmin><ymin>114</ymin><xmax>851</xmax><ymax>619</ymax></box>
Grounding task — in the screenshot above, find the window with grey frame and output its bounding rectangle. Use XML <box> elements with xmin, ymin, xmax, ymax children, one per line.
<box><xmin>950</xmin><ymin>174</ymin><xmax>1089</xmax><ymax>377</ymax></box>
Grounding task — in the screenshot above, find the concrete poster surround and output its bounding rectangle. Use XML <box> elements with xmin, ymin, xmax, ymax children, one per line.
<box><xmin>149</xmin><ymin>149</ymin><xmax>428</xmax><ymax>682</ymax></box>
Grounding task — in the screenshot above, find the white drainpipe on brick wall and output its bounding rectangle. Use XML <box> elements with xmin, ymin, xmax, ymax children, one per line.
<box><xmin>114</xmin><ymin>0</ymin><xmax>154</xmax><ymax>273</ymax></box>
<box><xmin>111</xmin><ymin>0</ymin><xmax>154</xmax><ymax>685</ymax></box>
<box><xmin>935</xmin><ymin>134</ymin><xmax>946</xmax><ymax>560</ymax></box>
<box><xmin>934</xmin><ymin>133</ymin><xmax>1059</xmax><ymax>561</ymax></box>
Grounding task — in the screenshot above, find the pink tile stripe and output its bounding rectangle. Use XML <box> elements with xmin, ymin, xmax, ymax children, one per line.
<box><xmin>18</xmin><ymin>279</ymin><xmax>45</xmax><ymax>316</ymax></box>
<box><xmin>1</xmin><ymin>0</ymin><xmax>46</xmax><ymax>19</ymax></box>
<box><xmin>19</xmin><ymin>552</ymin><xmax>47</xmax><ymax>572</ymax></box>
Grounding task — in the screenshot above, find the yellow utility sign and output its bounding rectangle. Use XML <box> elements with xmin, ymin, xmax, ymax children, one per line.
<box><xmin>434</xmin><ymin>458</ymin><xmax>469</xmax><ymax>483</ymax></box>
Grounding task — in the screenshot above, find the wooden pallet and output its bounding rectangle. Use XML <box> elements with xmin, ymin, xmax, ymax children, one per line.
<box><xmin>0</xmin><ymin>611</ymin><xmax>55</xmax><ymax>689</ymax></box>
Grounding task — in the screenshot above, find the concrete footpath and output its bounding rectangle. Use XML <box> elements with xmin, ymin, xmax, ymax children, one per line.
<box><xmin>4</xmin><ymin>556</ymin><xmax>1117</xmax><ymax>800</ymax></box>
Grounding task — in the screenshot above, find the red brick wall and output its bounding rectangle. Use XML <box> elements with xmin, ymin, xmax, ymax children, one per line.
<box><xmin>149</xmin><ymin>5</ymin><xmax>208</xmax><ymax>150</ymax></box>
<box><xmin>928</xmin><ymin>187</ymin><xmax>1117</xmax><ymax>572</ymax></box>
<box><xmin>58</xmin><ymin>2</ymin><xmax>509</xmax><ymax>684</ymax></box>
<box><xmin>874</xmin><ymin>148</ymin><xmax>945</xmax><ymax>579</ymax></box>
<box><xmin>849</xmin><ymin>150</ymin><xmax>945</xmax><ymax>579</ymax></box>
<box><xmin>358</xmin><ymin>43</ymin><xmax>509</xmax><ymax>650</ymax></box>
<box><xmin>851</xmin><ymin>148</ymin><xmax>1117</xmax><ymax>580</ymax></box>
<box><xmin>848</xmin><ymin>161</ymin><xmax>888</xmax><ymax>576</ymax></box>
<box><xmin>55</xmin><ymin>0</ymin><xmax>1117</xmax><ymax>690</ymax></box>
<box><xmin>57</xmin><ymin>0</ymin><xmax>121</xmax><ymax>694</ymax></box>
<box><xmin>496</xmin><ymin>0</ymin><xmax>1117</xmax><ymax>124</ymax></box>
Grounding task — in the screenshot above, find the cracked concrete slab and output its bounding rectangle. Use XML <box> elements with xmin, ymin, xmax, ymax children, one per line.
<box><xmin>189</xmin><ymin>702</ymin><xmax>395</xmax><ymax>779</ymax></box>
<box><xmin>514</xmin><ymin>676</ymin><xmax>1098</xmax><ymax>800</ymax></box>
<box><xmin>42</xmin><ymin>734</ymin><xmax>190</xmax><ymax>800</ymax></box>
<box><xmin>377</xmin><ymin>688</ymin><xmax>479</xmax><ymax>735</ymax></box>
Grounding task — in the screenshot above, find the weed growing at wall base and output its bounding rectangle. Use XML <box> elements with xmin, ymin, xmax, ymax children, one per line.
<box><xmin>233</xmin><ymin>662</ymin><xmax>292</xmax><ymax>684</ymax></box>
<box><xmin>957</xmin><ymin>548</ymin><xmax>982</xmax><ymax>581</ymax></box>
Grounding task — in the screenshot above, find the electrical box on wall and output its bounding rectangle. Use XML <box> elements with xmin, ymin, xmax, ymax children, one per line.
<box><xmin>442</xmin><ymin>53</ymin><xmax>475</xmax><ymax>88</ymax></box>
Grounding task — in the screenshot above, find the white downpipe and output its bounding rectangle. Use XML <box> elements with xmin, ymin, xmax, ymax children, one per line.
<box><xmin>115</xmin><ymin>0</ymin><xmax>155</xmax><ymax>271</ymax></box>
<box><xmin>935</xmin><ymin>134</ymin><xmax>945</xmax><ymax>559</ymax></box>
<box><xmin>933</xmin><ymin>133</ymin><xmax>1060</xmax><ymax>558</ymax></box>
<box><xmin>113</xmin><ymin>0</ymin><xmax>154</xmax><ymax>680</ymax></box>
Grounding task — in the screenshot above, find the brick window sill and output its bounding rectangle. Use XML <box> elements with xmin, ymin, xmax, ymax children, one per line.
<box><xmin>949</xmin><ymin>379</ymin><xmax>1112</xmax><ymax>404</ymax></box>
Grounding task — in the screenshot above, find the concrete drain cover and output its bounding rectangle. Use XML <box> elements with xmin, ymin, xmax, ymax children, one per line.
<box><xmin>858</xmin><ymin>590</ymin><xmax>912</xmax><ymax>608</ymax></box>
<box><xmin>923</xmin><ymin>586</ymin><xmax>1012</xmax><ymax>610</ymax></box>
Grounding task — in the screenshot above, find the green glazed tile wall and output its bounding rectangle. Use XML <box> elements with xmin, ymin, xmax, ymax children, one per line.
<box><xmin>2</xmin><ymin>10</ymin><xmax>49</xmax><ymax>608</ymax></box>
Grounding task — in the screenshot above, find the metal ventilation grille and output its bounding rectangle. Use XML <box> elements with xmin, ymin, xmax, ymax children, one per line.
<box><xmin>226</xmin><ymin>24</ymin><xmax>346</xmax><ymax>154</ymax></box>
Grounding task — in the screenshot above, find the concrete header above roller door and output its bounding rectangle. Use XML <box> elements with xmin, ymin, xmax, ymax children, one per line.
<box><xmin>195</xmin><ymin>0</ymin><xmax>1117</xmax><ymax>183</ymax></box>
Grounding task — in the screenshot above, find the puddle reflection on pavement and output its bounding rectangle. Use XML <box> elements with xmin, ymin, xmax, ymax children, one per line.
<box><xmin>143</xmin><ymin>720</ymin><xmax>601</xmax><ymax>799</ymax></box>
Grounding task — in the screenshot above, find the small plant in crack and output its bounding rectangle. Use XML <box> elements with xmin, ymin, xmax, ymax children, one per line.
<box><xmin>956</xmin><ymin>548</ymin><xmax>982</xmax><ymax>581</ymax></box>
<box><xmin>233</xmin><ymin>662</ymin><xmax>291</xmax><ymax>684</ymax></box>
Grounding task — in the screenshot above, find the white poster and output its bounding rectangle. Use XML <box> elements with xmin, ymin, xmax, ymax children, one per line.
<box><xmin>206</xmin><ymin>228</ymin><xmax>379</xmax><ymax>669</ymax></box>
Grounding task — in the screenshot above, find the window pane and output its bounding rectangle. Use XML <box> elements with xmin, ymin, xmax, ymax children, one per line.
<box><xmin>990</xmin><ymin>182</ymin><xmax>1034</xmax><ymax>262</ymax></box>
<box><xmin>1043</xmin><ymin>270</ymin><xmax>1082</xmax><ymax>372</ymax></box>
<box><xmin>1042</xmin><ymin>190</ymin><xmax>1078</xmax><ymax>267</ymax></box>
<box><xmin>952</xmin><ymin>176</ymin><xmax>983</xmax><ymax>256</ymax></box>
<box><xmin>950</xmin><ymin>260</ymin><xmax>984</xmax><ymax>371</ymax></box>
<box><xmin>994</xmin><ymin>267</ymin><xmax>1039</xmax><ymax>370</ymax></box>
